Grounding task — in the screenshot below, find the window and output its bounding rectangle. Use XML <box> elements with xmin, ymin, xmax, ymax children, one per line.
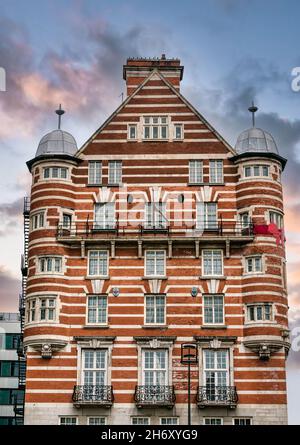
<box><xmin>145</xmin><ymin>250</ymin><xmax>165</xmax><ymax>277</ymax></box>
<box><xmin>174</xmin><ymin>124</ymin><xmax>183</xmax><ymax>140</ymax></box>
<box><xmin>240</xmin><ymin>212</ymin><xmax>250</xmax><ymax>228</ymax></box>
<box><xmin>143</xmin><ymin>116</ymin><xmax>168</xmax><ymax>140</ymax></box>
<box><xmin>145</xmin><ymin>295</ymin><xmax>165</xmax><ymax>325</ymax></box>
<box><xmin>43</xmin><ymin>167</ymin><xmax>68</xmax><ymax>180</ymax></box>
<box><xmin>189</xmin><ymin>160</ymin><xmax>203</xmax><ymax>184</ymax></box>
<box><xmin>87</xmin><ymin>295</ymin><xmax>107</xmax><ymax>324</ymax></box>
<box><xmin>88</xmin><ymin>161</ymin><xmax>102</xmax><ymax>185</ymax></box>
<box><xmin>197</xmin><ymin>202</ymin><xmax>217</xmax><ymax>230</ymax></box>
<box><xmin>0</xmin><ymin>389</ymin><xmax>23</xmax><ymax>405</ymax></box>
<box><xmin>62</xmin><ymin>213</ymin><xmax>72</xmax><ymax>229</ymax></box>
<box><xmin>243</xmin><ymin>164</ymin><xmax>269</xmax><ymax>178</ymax></box>
<box><xmin>31</xmin><ymin>212</ymin><xmax>44</xmax><ymax>230</ymax></box>
<box><xmin>108</xmin><ymin>161</ymin><xmax>122</xmax><ymax>185</ymax></box>
<box><xmin>269</xmin><ymin>211</ymin><xmax>283</xmax><ymax>229</ymax></box>
<box><xmin>203</xmin><ymin>295</ymin><xmax>224</xmax><ymax>325</ymax></box>
<box><xmin>94</xmin><ymin>203</ymin><xmax>115</xmax><ymax>229</ymax></box>
<box><xmin>0</xmin><ymin>417</ymin><xmax>17</xmax><ymax>425</ymax></box>
<box><xmin>82</xmin><ymin>350</ymin><xmax>107</xmax><ymax>386</ymax></box>
<box><xmin>233</xmin><ymin>418</ymin><xmax>252</xmax><ymax>425</ymax></box>
<box><xmin>5</xmin><ymin>334</ymin><xmax>21</xmax><ymax>350</ymax></box>
<box><xmin>204</xmin><ymin>418</ymin><xmax>223</xmax><ymax>425</ymax></box>
<box><xmin>245</xmin><ymin>256</ymin><xmax>262</xmax><ymax>273</ymax></box>
<box><xmin>0</xmin><ymin>361</ymin><xmax>19</xmax><ymax>377</ymax></box>
<box><xmin>143</xmin><ymin>350</ymin><xmax>168</xmax><ymax>387</ymax></box>
<box><xmin>202</xmin><ymin>250</ymin><xmax>223</xmax><ymax>276</ymax></box>
<box><xmin>145</xmin><ymin>202</ymin><xmax>167</xmax><ymax>229</ymax></box>
<box><xmin>160</xmin><ymin>417</ymin><xmax>179</xmax><ymax>425</ymax></box>
<box><xmin>128</xmin><ymin>125</ymin><xmax>137</xmax><ymax>140</ymax></box>
<box><xmin>247</xmin><ymin>304</ymin><xmax>273</xmax><ymax>322</ymax></box>
<box><xmin>88</xmin><ymin>417</ymin><xmax>106</xmax><ymax>425</ymax></box>
<box><xmin>26</xmin><ymin>297</ymin><xmax>57</xmax><ymax>323</ymax></box>
<box><xmin>59</xmin><ymin>417</ymin><xmax>78</xmax><ymax>425</ymax></box>
<box><xmin>209</xmin><ymin>160</ymin><xmax>223</xmax><ymax>183</ymax></box>
<box><xmin>88</xmin><ymin>250</ymin><xmax>108</xmax><ymax>277</ymax></box>
<box><xmin>203</xmin><ymin>350</ymin><xmax>229</xmax><ymax>400</ymax></box>
<box><xmin>38</xmin><ymin>256</ymin><xmax>62</xmax><ymax>274</ymax></box>
<box><xmin>40</xmin><ymin>297</ymin><xmax>56</xmax><ymax>322</ymax></box>
<box><xmin>131</xmin><ymin>417</ymin><xmax>150</xmax><ymax>425</ymax></box>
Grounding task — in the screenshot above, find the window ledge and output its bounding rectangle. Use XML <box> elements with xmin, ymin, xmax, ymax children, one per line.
<box><xmin>199</xmin><ymin>276</ymin><xmax>227</xmax><ymax>280</ymax></box>
<box><xmin>107</xmin><ymin>183</ymin><xmax>123</xmax><ymax>187</ymax></box>
<box><xmin>201</xmin><ymin>325</ymin><xmax>227</xmax><ymax>329</ymax></box>
<box><xmin>142</xmin><ymin>276</ymin><xmax>168</xmax><ymax>280</ymax></box>
<box><xmin>83</xmin><ymin>325</ymin><xmax>109</xmax><ymax>329</ymax></box>
<box><xmin>142</xmin><ymin>325</ymin><xmax>168</xmax><ymax>329</ymax></box>
<box><xmin>87</xmin><ymin>183</ymin><xmax>104</xmax><ymax>187</ymax></box>
<box><xmin>85</xmin><ymin>276</ymin><xmax>110</xmax><ymax>280</ymax></box>
<box><xmin>188</xmin><ymin>182</ymin><xmax>205</xmax><ymax>186</ymax></box>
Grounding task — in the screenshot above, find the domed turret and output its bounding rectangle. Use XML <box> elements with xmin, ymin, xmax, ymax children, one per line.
<box><xmin>234</xmin><ymin>102</ymin><xmax>278</xmax><ymax>155</ymax></box>
<box><xmin>36</xmin><ymin>129</ymin><xmax>78</xmax><ymax>157</ymax></box>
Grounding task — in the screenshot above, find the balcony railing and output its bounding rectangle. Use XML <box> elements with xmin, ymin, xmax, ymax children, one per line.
<box><xmin>72</xmin><ymin>385</ymin><xmax>114</xmax><ymax>407</ymax></box>
<box><xmin>135</xmin><ymin>385</ymin><xmax>176</xmax><ymax>408</ymax></box>
<box><xmin>57</xmin><ymin>220</ymin><xmax>253</xmax><ymax>241</ymax></box>
<box><xmin>197</xmin><ymin>385</ymin><xmax>238</xmax><ymax>408</ymax></box>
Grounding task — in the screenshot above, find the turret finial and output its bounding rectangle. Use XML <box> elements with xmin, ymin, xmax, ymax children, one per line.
<box><xmin>248</xmin><ymin>101</ymin><xmax>258</xmax><ymax>127</ymax></box>
<box><xmin>55</xmin><ymin>104</ymin><xmax>65</xmax><ymax>129</ymax></box>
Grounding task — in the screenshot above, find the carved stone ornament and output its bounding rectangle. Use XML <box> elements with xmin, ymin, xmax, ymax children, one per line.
<box><xmin>41</xmin><ymin>343</ymin><xmax>52</xmax><ymax>359</ymax></box>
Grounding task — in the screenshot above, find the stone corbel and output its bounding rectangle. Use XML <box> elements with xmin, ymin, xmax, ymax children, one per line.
<box><xmin>24</xmin><ymin>338</ymin><xmax>68</xmax><ymax>359</ymax></box>
<box><xmin>243</xmin><ymin>338</ymin><xmax>291</xmax><ymax>361</ymax></box>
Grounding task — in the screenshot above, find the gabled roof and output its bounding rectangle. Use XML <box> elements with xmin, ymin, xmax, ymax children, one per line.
<box><xmin>76</xmin><ymin>69</ymin><xmax>236</xmax><ymax>157</ymax></box>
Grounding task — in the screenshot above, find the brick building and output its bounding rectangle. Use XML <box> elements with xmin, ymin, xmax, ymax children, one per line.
<box><xmin>22</xmin><ymin>56</ymin><xmax>290</xmax><ymax>425</ymax></box>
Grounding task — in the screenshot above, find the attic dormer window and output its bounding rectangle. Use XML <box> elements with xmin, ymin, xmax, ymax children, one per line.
<box><xmin>143</xmin><ymin>116</ymin><xmax>168</xmax><ymax>140</ymax></box>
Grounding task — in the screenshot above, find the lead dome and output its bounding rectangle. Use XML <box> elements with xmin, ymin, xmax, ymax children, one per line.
<box><xmin>235</xmin><ymin>127</ymin><xmax>278</xmax><ymax>154</ymax></box>
<box><xmin>36</xmin><ymin>129</ymin><xmax>78</xmax><ymax>157</ymax></box>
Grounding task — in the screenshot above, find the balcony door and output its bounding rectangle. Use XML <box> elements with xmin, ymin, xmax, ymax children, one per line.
<box><xmin>94</xmin><ymin>203</ymin><xmax>115</xmax><ymax>229</ymax></box>
<box><xmin>203</xmin><ymin>350</ymin><xmax>229</xmax><ymax>401</ymax></box>
<box><xmin>197</xmin><ymin>203</ymin><xmax>217</xmax><ymax>230</ymax></box>
<box><xmin>145</xmin><ymin>203</ymin><xmax>167</xmax><ymax>229</ymax></box>
<box><xmin>82</xmin><ymin>350</ymin><xmax>107</xmax><ymax>400</ymax></box>
<box><xmin>142</xmin><ymin>350</ymin><xmax>168</xmax><ymax>401</ymax></box>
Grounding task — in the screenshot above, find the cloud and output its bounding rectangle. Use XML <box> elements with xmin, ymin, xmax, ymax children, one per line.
<box><xmin>0</xmin><ymin>197</ymin><xmax>23</xmax><ymax>237</ymax></box>
<box><xmin>0</xmin><ymin>266</ymin><xmax>20</xmax><ymax>312</ymax></box>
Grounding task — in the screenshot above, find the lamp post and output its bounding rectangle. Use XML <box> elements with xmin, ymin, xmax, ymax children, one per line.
<box><xmin>181</xmin><ymin>342</ymin><xmax>198</xmax><ymax>426</ymax></box>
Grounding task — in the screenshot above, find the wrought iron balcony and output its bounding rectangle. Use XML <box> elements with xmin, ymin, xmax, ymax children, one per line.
<box><xmin>135</xmin><ymin>385</ymin><xmax>176</xmax><ymax>408</ymax></box>
<box><xmin>57</xmin><ymin>220</ymin><xmax>254</xmax><ymax>242</ymax></box>
<box><xmin>197</xmin><ymin>386</ymin><xmax>238</xmax><ymax>408</ymax></box>
<box><xmin>72</xmin><ymin>385</ymin><xmax>114</xmax><ymax>407</ymax></box>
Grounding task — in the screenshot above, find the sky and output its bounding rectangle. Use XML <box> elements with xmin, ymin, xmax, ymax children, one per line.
<box><xmin>0</xmin><ymin>0</ymin><xmax>300</xmax><ymax>423</ymax></box>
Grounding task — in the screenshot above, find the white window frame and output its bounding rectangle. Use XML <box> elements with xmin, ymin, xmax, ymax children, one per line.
<box><xmin>94</xmin><ymin>202</ymin><xmax>115</xmax><ymax>230</ymax></box>
<box><xmin>174</xmin><ymin>123</ymin><xmax>183</xmax><ymax>140</ymax></box>
<box><xmin>209</xmin><ymin>160</ymin><xmax>223</xmax><ymax>183</ymax></box>
<box><xmin>131</xmin><ymin>417</ymin><xmax>150</xmax><ymax>425</ymax></box>
<box><xmin>196</xmin><ymin>202</ymin><xmax>218</xmax><ymax>230</ymax></box>
<box><xmin>189</xmin><ymin>160</ymin><xmax>203</xmax><ymax>184</ymax></box>
<box><xmin>243</xmin><ymin>164</ymin><xmax>270</xmax><ymax>178</ymax></box>
<box><xmin>144</xmin><ymin>295</ymin><xmax>166</xmax><ymax>325</ymax></box>
<box><xmin>87</xmin><ymin>250</ymin><xmax>109</xmax><ymax>278</ymax></box>
<box><xmin>59</xmin><ymin>416</ymin><xmax>78</xmax><ymax>425</ymax></box>
<box><xmin>143</xmin><ymin>116</ymin><xmax>169</xmax><ymax>140</ymax></box>
<box><xmin>38</xmin><ymin>256</ymin><xmax>63</xmax><ymax>274</ymax></box>
<box><xmin>26</xmin><ymin>296</ymin><xmax>58</xmax><ymax>324</ymax></box>
<box><xmin>246</xmin><ymin>303</ymin><xmax>273</xmax><ymax>323</ymax></box>
<box><xmin>145</xmin><ymin>250</ymin><xmax>166</xmax><ymax>278</ymax></box>
<box><xmin>142</xmin><ymin>349</ymin><xmax>168</xmax><ymax>386</ymax></box>
<box><xmin>239</xmin><ymin>211</ymin><xmax>250</xmax><ymax>229</ymax></box>
<box><xmin>269</xmin><ymin>210</ymin><xmax>283</xmax><ymax>229</ymax></box>
<box><xmin>108</xmin><ymin>160</ymin><xmax>122</xmax><ymax>185</ymax></box>
<box><xmin>245</xmin><ymin>256</ymin><xmax>263</xmax><ymax>274</ymax></box>
<box><xmin>203</xmin><ymin>294</ymin><xmax>224</xmax><ymax>325</ymax></box>
<box><xmin>39</xmin><ymin>296</ymin><xmax>56</xmax><ymax>322</ymax></box>
<box><xmin>88</xmin><ymin>161</ymin><xmax>102</xmax><ymax>185</ymax></box>
<box><xmin>43</xmin><ymin>166</ymin><xmax>69</xmax><ymax>180</ymax></box>
<box><xmin>202</xmin><ymin>250</ymin><xmax>223</xmax><ymax>277</ymax></box>
<box><xmin>81</xmin><ymin>349</ymin><xmax>108</xmax><ymax>386</ymax></box>
<box><xmin>145</xmin><ymin>202</ymin><xmax>167</xmax><ymax>229</ymax></box>
<box><xmin>87</xmin><ymin>417</ymin><xmax>107</xmax><ymax>425</ymax></box>
<box><xmin>128</xmin><ymin>124</ymin><xmax>137</xmax><ymax>140</ymax></box>
<box><xmin>160</xmin><ymin>417</ymin><xmax>179</xmax><ymax>425</ymax></box>
<box><xmin>62</xmin><ymin>212</ymin><xmax>72</xmax><ymax>230</ymax></box>
<box><xmin>26</xmin><ymin>298</ymin><xmax>37</xmax><ymax>323</ymax></box>
<box><xmin>203</xmin><ymin>349</ymin><xmax>230</xmax><ymax>389</ymax></box>
<box><xmin>31</xmin><ymin>211</ymin><xmax>45</xmax><ymax>230</ymax></box>
<box><xmin>232</xmin><ymin>418</ymin><xmax>252</xmax><ymax>425</ymax></box>
<box><xmin>86</xmin><ymin>295</ymin><xmax>108</xmax><ymax>325</ymax></box>
<box><xmin>203</xmin><ymin>418</ymin><xmax>223</xmax><ymax>425</ymax></box>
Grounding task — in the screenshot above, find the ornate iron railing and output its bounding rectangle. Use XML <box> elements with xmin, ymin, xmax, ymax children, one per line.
<box><xmin>72</xmin><ymin>385</ymin><xmax>114</xmax><ymax>406</ymax></box>
<box><xmin>197</xmin><ymin>385</ymin><xmax>238</xmax><ymax>408</ymax></box>
<box><xmin>134</xmin><ymin>385</ymin><xmax>176</xmax><ymax>407</ymax></box>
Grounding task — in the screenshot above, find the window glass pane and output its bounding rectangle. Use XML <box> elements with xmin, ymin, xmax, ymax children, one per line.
<box><xmin>129</xmin><ymin>126</ymin><xmax>136</xmax><ymax>139</ymax></box>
